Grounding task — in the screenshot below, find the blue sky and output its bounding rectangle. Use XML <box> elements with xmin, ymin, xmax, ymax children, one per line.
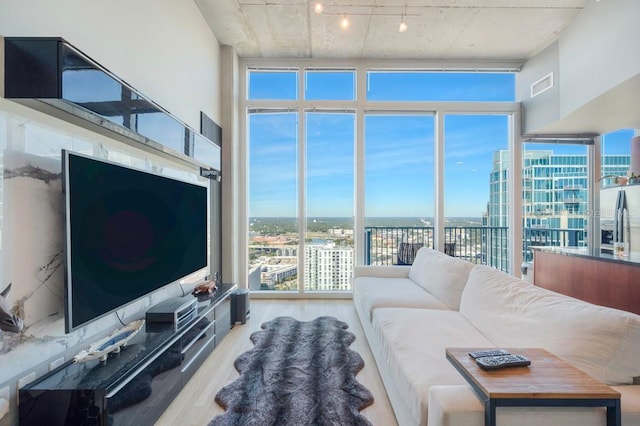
<box><xmin>247</xmin><ymin>72</ymin><xmax>634</xmax><ymax>218</ymax></box>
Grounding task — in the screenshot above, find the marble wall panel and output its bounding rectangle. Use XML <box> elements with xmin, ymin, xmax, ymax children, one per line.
<box><xmin>0</xmin><ymin>100</ymin><xmax>209</xmax><ymax>424</ymax></box>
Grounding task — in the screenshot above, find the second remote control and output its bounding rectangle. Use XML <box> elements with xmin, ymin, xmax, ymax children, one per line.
<box><xmin>469</xmin><ymin>349</ymin><xmax>510</xmax><ymax>359</ymax></box>
<box><xmin>476</xmin><ymin>354</ymin><xmax>531</xmax><ymax>370</ymax></box>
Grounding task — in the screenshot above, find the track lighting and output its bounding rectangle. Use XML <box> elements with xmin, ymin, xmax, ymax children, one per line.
<box><xmin>312</xmin><ymin>2</ymin><xmax>415</xmax><ymax>32</ymax></box>
<box><xmin>399</xmin><ymin>15</ymin><xmax>408</xmax><ymax>32</ymax></box>
<box><xmin>340</xmin><ymin>13</ymin><xmax>349</xmax><ymax>29</ymax></box>
<box><xmin>399</xmin><ymin>5</ymin><xmax>408</xmax><ymax>33</ymax></box>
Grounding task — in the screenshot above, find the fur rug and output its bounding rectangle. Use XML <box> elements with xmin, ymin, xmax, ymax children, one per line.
<box><xmin>210</xmin><ymin>316</ymin><xmax>374</xmax><ymax>426</ymax></box>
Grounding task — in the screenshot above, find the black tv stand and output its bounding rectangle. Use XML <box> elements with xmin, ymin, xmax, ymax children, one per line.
<box><xmin>19</xmin><ymin>283</ymin><xmax>237</xmax><ymax>426</ymax></box>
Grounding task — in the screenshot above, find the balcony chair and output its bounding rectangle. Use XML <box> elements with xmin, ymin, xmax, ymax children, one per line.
<box><xmin>396</xmin><ymin>242</ymin><xmax>423</xmax><ymax>265</ymax></box>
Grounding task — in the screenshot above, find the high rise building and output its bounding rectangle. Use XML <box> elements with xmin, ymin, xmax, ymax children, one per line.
<box><xmin>488</xmin><ymin>150</ymin><xmax>630</xmax><ymax>264</ymax></box>
<box><xmin>304</xmin><ymin>243</ymin><xmax>353</xmax><ymax>291</ymax></box>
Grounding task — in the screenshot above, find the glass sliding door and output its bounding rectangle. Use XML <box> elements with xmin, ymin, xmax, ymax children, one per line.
<box><xmin>444</xmin><ymin>114</ymin><xmax>510</xmax><ymax>270</ymax></box>
<box><xmin>248</xmin><ymin>111</ymin><xmax>299</xmax><ymax>291</ymax></box>
<box><xmin>364</xmin><ymin>114</ymin><xmax>434</xmax><ymax>265</ymax></box>
<box><xmin>304</xmin><ymin>111</ymin><xmax>355</xmax><ymax>291</ymax></box>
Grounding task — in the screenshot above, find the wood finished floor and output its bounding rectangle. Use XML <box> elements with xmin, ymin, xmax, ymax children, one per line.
<box><xmin>156</xmin><ymin>299</ymin><xmax>398</xmax><ymax>426</ymax></box>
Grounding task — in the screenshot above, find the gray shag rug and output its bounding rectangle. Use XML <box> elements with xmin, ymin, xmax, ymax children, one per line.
<box><xmin>209</xmin><ymin>316</ymin><xmax>374</xmax><ymax>426</ymax></box>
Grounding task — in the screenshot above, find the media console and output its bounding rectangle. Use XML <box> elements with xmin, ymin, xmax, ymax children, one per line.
<box><xmin>18</xmin><ymin>283</ymin><xmax>237</xmax><ymax>426</ymax></box>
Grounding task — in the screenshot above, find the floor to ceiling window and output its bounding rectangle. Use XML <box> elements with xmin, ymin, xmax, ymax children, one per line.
<box><xmin>242</xmin><ymin>64</ymin><xmax>519</xmax><ymax>294</ymax></box>
<box><xmin>444</xmin><ymin>114</ymin><xmax>510</xmax><ymax>271</ymax></box>
<box><xmin>364</xmin><ymin>114</ymin><xmax>434</xmax><ymax>265</ymax></box>
<box><xmin>305</xmin><ymin>111</ymin><xmax>355</xmax><ymax>291</ymax></box>
<box><xmin>248</xmin><ymin>111</ymin><xmax>299</xmax><ymax>291</ymax></box>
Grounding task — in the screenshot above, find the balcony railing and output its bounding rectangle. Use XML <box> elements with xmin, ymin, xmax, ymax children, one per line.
<box><xmin>364</xmin><ymin>226</ymin><xmax>586</xmax><ymax>271</ymax></box>
<box><xmin>523</xmin><ymin>228</ymin><xmax>585</xmax><ymax>262</ymax></box>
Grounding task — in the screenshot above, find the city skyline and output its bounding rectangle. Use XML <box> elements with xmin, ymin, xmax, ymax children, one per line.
<box><xmin>249</xmin><ymin>72</ymin><xmax>636</xmax><ymax>218</ymax></box>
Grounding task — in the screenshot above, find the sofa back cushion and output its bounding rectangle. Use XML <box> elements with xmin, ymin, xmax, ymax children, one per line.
<box><xmin>459</xmin><ymin>265</ymin><xmax>640</xmax><ymax>385</ymax></box>
<box><xmin>408</xmin><ymin>248</ymin><xmax>476</xmax><ymax>310</ymax></box>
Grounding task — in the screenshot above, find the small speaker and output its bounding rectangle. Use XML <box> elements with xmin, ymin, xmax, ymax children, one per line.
<box><xmin>230</xmin><ymin>289</ymin><xmax>250</xmax><ymax>326</ymax></box>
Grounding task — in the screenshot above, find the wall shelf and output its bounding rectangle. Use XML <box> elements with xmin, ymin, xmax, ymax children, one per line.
<box><xmin>3</xmin><ymin>37</ymin><xmax>220</xmax><ymax>171</ymax></box>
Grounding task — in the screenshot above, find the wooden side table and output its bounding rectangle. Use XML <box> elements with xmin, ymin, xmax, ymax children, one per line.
<box><xmin>446</xmin><ymin>347</ymin><xmax>621</xmax><ymax>426</ymax></box>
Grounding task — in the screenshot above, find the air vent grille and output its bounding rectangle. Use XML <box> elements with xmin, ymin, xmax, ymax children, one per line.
<box><xmin>531</xmin><ymin>72</ymin><xmax>554</xmax><ymax>98</ymax></box>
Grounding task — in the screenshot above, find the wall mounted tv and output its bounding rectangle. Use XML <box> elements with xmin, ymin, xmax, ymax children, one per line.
<box><xmin>62</xmin><ymin>150</ymin><xmax>208</xmax><ymax>333</ymax></box>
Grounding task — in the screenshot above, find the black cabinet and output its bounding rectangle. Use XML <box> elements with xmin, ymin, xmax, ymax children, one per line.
<box><xmin>19</xmin><ymin>284</ymin><xmax>236</xmax><ymax>426</ymax></box>
<box><xmin>4</xmin><ymin>37</ymin><xmax>220</xmax><ymax>164</ymax></box>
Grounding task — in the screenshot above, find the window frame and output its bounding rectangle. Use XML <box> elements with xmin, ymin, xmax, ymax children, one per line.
<box><xmin>240</xmin><ymin>60</ymin><xmax>521</xmax><ymax>297</ymax></box>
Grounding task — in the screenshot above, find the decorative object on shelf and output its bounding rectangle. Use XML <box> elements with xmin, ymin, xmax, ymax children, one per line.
<box><xmin>617</xmin><ymin>176</ymin><xmax>628</xmax><ymax>185</ymax></box>
<box><xmin>0</xmin><ymin>283</ymin><xmax>23</xmax><ymax>333</ymax></box>
<box><xmin>211</xmin><ymin>316</ymin><xmax>374</xmax><ymax>425</ymax></box>
<box><xmin>192</xmin><ymin>280</ymin><xmax>218</xmax><ymax>302</ymax></box>
<box><xmin>629</xmin><ymin>172</ymin><xmax>640</xmax><ymax>185</ymax></box>
<box><xmin>73</xmin><ymin>319</ymin><xmax>145</xmax><ymax>363</ymax></box>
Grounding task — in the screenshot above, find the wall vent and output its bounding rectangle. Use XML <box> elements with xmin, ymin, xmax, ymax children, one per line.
<box><xmin>531</xmin><ymin>72</ymin><xmax>554</xmax><ymax>98</ymax></box>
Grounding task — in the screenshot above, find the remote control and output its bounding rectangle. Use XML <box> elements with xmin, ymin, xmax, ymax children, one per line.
<box><xmin>468</xmin><ymin>349</ymin><xmax>510</xmax><ymax>359</ymax></box>
<box><xmin>476</xmin><ymin>354</ymin><xmax>531</xmax><ymax>370</ymax></box>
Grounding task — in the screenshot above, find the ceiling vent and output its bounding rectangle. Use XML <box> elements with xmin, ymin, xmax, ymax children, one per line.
<box><xmin>531</xmin><ymin>72</ymin><xmax>554</xmax><ymax>98</ymax></box>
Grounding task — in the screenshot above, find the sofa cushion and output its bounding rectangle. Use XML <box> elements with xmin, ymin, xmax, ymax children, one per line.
<box><xmin>459</xmin><ymin>265</ymin><xmax>640</xmax><ymax>385</ymax></box>
<box><xmin>353</xmin><ymin>277</ymin><xmax>449</xmax><ymax>321</ymax></box>
<box><xmin>372</xmin><ymin>308</ymin><xmax>494</xmax><ymax>426</ymax></box>
<box><xmin>408</xmin><ymin>248</ymin><xmax>476</xmax><ymax>310</ymax></box>
<box><xmin>353</xmin><ymin>264</ymin><xmax>411</xmax><ymax>279</ymax></box>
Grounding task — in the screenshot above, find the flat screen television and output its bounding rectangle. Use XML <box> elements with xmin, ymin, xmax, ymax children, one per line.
<box><xmin>62</xmin><ymin>150</ymin><xmax>208</xmax><ymax>333</ymax></box>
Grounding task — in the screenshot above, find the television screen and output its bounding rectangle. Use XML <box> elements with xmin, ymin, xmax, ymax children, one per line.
<box><xmin>63</xmin><ymin>150</ymin><xmax>208</xmax><ymax>333</ymax></box>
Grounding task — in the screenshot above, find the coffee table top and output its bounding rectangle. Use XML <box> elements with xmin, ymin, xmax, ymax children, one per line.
<box><xmin>446</xmin><ymin>347</ymin><xmax>621</xmax><ymax>400</ymax></box>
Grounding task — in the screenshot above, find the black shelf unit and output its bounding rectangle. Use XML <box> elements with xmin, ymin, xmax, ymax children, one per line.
<box><xmin>18</xmin><ymin>283</ymin><xmax>236</xmax><ymax>426</ymax></box>
<box><xmin>3</xmin><ymin>37</ymin><xmax>220</xmax><ymax>170</ymax></box>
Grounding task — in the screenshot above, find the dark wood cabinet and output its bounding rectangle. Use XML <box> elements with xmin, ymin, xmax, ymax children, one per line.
<box><xmin>18</xmin><ymin>284</ymin><xmax>236</xmax><ymax>426</ymax></box>
<box><xmin>533</xmin><ymin>249</ymin><xmax>640</xmax><ymax>315</ymax></box>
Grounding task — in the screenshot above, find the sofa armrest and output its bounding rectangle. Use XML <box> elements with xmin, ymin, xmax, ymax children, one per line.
<box><xmin>353</xmin><ymin>265</ymin><xmax>411</xmax><ymax>279</ymax></box>
<box><xmin>612</xmin><ymin>385</ymin><xmax>640</xmax><ymax>425</ymax></box>
<box><xmin>427</xmin><ymin>385</ymin><xmax>483</xmax><ymax>426</ymax></box>
<box><xmin>428</xmin><ymin>385</ymin><xmax>621</xmax><ymax>426</ymax></box>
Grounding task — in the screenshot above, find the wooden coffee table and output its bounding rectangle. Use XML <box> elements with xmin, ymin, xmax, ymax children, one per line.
<box><xmin>446</xmin><ymin>348</ymin><xmax>621</xmax><ymax>426</ymax></box>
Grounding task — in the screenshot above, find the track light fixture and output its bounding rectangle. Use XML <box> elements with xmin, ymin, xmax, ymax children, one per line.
<box><xmin>340</xmin><ymin>13</ymin><xmax>350</xmax><ymax>29</ymax></box>
<box><xmin>399</xmin><ymin>13</ymin><xmax>408</xmax><ymax>32</ymax></box>
<box><xmin>399</xmin><ymin>5</ymin><xmax>409</xmax><ymax>32</ymax></box>
<box><xmin>312</xmin><ymin>2</ymin><xmax>415</xmax><ymax>32</ymax></box>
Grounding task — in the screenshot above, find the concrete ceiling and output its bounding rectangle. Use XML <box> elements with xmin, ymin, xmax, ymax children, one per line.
<box><xmin>195</xmin><ymin>0</ymin><xmax>586</xmax><ymax>61</ymax></box>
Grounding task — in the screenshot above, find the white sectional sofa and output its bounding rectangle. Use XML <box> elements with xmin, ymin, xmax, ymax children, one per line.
<box><xmin>353</xmin><ymin>247</ymin><xmax>640</xmax><ymax>426</ymax></box>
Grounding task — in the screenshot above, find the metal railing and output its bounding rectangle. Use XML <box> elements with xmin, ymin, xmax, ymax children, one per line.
<box><xmin>364</xmin><ymin>226</ymin><xmax>586</xmax><ymax>271</ymax></box>
<box><xmin>522</xmin><ymin>228</ymin><xmax>585</xmax><ymax>262</ymax></box>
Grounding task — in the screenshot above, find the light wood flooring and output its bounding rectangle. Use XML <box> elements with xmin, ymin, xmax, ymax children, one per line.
<box><xmin>156</xmin><ymin>299</ymin><xmax>398</xmax><ymax>426</ymax></box>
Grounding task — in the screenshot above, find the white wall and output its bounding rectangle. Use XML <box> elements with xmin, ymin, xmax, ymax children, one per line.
<box><xmin>559</xmin><ymin>0</ymin><xmax>640</xmax><ymax>118</ymax></box>
<box><xmin>0</xmin><ymin>0</ymin><xmax>221</xmax><ymax>129</ymax></box>
<box><xmin>516</xmin><ymin>42</ymin><xmax>560</xmax><ymax>135</ymax></box>
<box><xmin>517</xmin><ymin>0</ymin><xmax>640</xmax><ymax>134</ymax></box>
